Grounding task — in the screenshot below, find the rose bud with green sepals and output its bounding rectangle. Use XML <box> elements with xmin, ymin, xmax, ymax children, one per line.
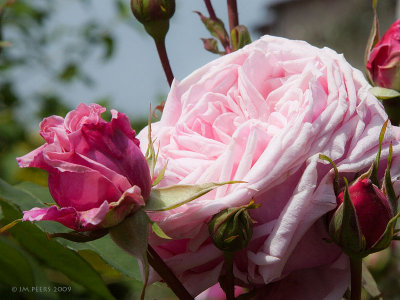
<box><xmin>367</xmin><ymin>19</ymin><xmax>400</xmax><ymax>91</ymax></box>
<box><xmin>130</xmin><ymin>0</ymin><xmax>175</xmax><ymax>42</ymax></box>
<box><xmin>208</xmin><ymin>201</ymin><xmax>258</xmax><ymax>253</ymax></box>
<box><xmin>337</xmin><ymin>179</ymin><xmax>392</xmax><ymax>250</ymax></box>
<box><xmin>328</xmin><ymin>135</ymin><xmax>400</xmax><ymax>258</ymax></box>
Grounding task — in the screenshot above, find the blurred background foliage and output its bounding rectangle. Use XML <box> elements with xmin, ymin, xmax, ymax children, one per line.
<box><xmin>0</xmin><ymin>0</ymin><xmax>149</xmax><ymax>186</ymax></box>
<box><xmin>1</xmin><ymin>0</ymin><xmax>400</xmax><ymax>299</ymax></box>
<box><xmin>0</xmin><ymin>0</ymin><xmax>159</xmax><ymax>299</ymax></box>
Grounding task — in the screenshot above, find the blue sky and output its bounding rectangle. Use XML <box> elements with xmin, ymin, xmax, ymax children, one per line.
<box><xmin>18</xmin><ymin>0</ymin><xmax>275</xmax><ymax>121</ymax></box>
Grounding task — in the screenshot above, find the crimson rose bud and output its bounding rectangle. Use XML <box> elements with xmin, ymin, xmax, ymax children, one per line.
<box><xmin>367</xmin><ymin>19</ymin><xmax>400</xmax><ymax>91</ymax></box>
<box><xmin>17</xmin><ymin>103</ymin><xmax>152</xmax><ymax>232</ymax></box>
<box><xmin>336</xmin><ymin>178</ymin><xmax>393</xmax><ymax>249</ymax></box>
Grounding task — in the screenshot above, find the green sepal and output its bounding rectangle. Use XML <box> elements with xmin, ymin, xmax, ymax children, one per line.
<box><xmin>143</xmin><ymin>19</ymin><xmax>170</xmax><ymax>42</ymax></box>
<box><xmin>365</xmin><ymin>212</ymin><xmax>400</xmax><ymax>255</ymax></box>
<box><xmin>195</xmin><ymin>11</ymin><xmax>230</xmax><ymax>50</ymax></box>
<box><xmin>145</xmin><ymin>181</ymin><xmax>244</xmax><ymax>211</ymax></box>
<box><xmin>319</xmin><ymin>154</ymin><xmax>340</xmax><ymax>195</ymax></box>
<box><xmin>0</xmin><ymin>218</ymin><xmax>22</xmax><ymax>233</ymax></box>
<box><xmin>371</xmin><ymin>119</ymin><xmax>388</xmax><ymax>186</ymax></box>
<box><xmin>356</xmin><ymin>119</ymin><xmax>388</xmax><ymax>187</ymax></box>
<box><xmin>150</xmin><ymin>220</ymin><xmax>171</xmax><ymax>239</ymax></box>
<box><xmin>370</xmin><ymin>87</ymin><xmax>400</xmax><ymax>100</ymax></box>
<box><xmin>110</xmin><ymin>209</ymin><xmax>149</xmax><ymax>300</ymax></box>
<box><xmin>152</xmin><ymin>161</ymin><xmax>168</xmax><ymax>187</ymax></box>
<box><xmin>47</xmin><ymin>229</ymin><xmax>109</xmax><ymax>243</ymax></box>
<box><xmin>364</xmin><ymin>0</ymin><xmax>380</xmax><ymax>83</ymax></box>
<box><xmin>382</xmin><ymin>142</ymin><xmax>398</xmax><ymax>215</ymax></box>
<box><xmin>230</xmin><ymin>25</ymin><xmax>251</xmax><ymax>51</ymax></box>
<box><xmin>329</xmin><ymin>178</ymin><xmax>366</xmax><ymax>257</ymax></box>
<box><xmin>201</xmin><ymin>38</ymin><xmax>223</xmax><ymax>55</ymax></box>
<box><xmin>145</xmin><ymin>108</ymin><xmax>158</xmax><ymax>179</ymax></box>
<box><xmin>362</xmin><ymin>262</ymin><xmax>381</xmax><ymax>298</ymax></box>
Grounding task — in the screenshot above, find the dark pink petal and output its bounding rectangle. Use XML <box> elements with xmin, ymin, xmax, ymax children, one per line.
<box><xmin>70</xmin><ymin>110</ymin><xmax>151</xmax><ymax>199</ymax></box>
<box><xmin>23</xmin><ymin>202</ymin><xmax>112</xmax><ymax>231</ymax></box>
<box><xmin>64</xmin><ymin>103</ymin><xmax>106</xmax><ymax>133</ymax></box>
<box><xmin>23</xmin><ymin>206</ymin><xmax>81</xmax><ymax>231</ymax></box>
<box><xmin>47</xmin><ymin>165</ymin><xmax>123</xmax><ymax>211</ymax></box>
<box><xmin>16</xmin><ymin>144</ymin><xmax>47</xmax><ymax>169</ymax></box>
<box><xmin>44</xmin><ymin>150</ymin><xmax>132</xmax><ymax>194</ymax></box>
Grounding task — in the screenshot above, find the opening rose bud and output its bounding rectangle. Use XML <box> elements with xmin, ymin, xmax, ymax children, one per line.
<box><xmin>335</xmin><ymin>178</ymin><xmax>393</xmax><ymax>250</ymax></box>
<box><xmin>17</xmin><ymin>103</ymin><xmax>152</xmax><ymax>232</ymax></box>
<box><xmin>367</xmin><ymin>19</ymin><xmax>400</xmax><ymax>91</ymax></box>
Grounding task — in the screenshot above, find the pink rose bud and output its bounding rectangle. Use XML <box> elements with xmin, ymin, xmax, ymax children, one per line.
<box><xmin>130</xmin><ymin>0</ymin><xmax>175</xmax><ymax>42</ymax></box>
<box><xmin>17</xmin><ymin>103</ymin><xmax>152</xmax><ymax>232</ymax></box>
<box><xmin>335</xmin><ymin>179</ymin><xmax>393</xmax><ymax>250</ymax></box>
<box><xmin>367</xmin><ymin>19</ymin><xmax>400</xmax><ymax>91</ymax></box>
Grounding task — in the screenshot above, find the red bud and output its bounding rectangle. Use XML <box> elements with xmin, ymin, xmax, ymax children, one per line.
<box><xmin>336</xmin><ymin>179</ymin><xmax>393</xmax><ymax>249</ymax></box>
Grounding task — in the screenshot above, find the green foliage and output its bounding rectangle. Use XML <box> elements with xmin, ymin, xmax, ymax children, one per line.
<box><xmin>0</xmin><ymin>182</ymin><xmax>115</xmax><ymax>299</ymax></box>
<box><xmin>0</xmin><ymin>180</ymin><xmax>156</xmax><ymax>299</ymax></box>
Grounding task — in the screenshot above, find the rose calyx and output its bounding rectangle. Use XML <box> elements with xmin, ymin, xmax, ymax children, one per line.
<box><xmin>325</xmin><ymin>122</ymin><xmax>400</xmax><ymax>258</ymax></box>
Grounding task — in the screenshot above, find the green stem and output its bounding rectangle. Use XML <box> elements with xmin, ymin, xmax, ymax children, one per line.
<box><xmin>154</xmin><ymin>38</ymin><xmax>174</xmax><ymax>87</ymax></box>
<box><xmin>223</xmin><ymin>251</ymin><xmax>235</xmax><ymax>300</ymax></box>
<box><xmin>350</xmin><ymin>257</ymin><xmax>362</xmax><ymax>300</ymax></box>
<box><xmin>147</xmin><ymin>245</ymin><xmax>194</xmax><ymax>300</ymax></box>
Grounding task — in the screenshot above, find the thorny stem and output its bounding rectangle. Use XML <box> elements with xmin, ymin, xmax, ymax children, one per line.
<box><xmin>350</xmin><ymin>257</ymin><xmax>362</xmax><ymax>300</ymax></box>
<box><xmin>147</xmin><ymin>245</ymin><xmax>194</xmax><ymax>300</ymax></box>
<box><xmin>154</xmin><ymin>38</ymin><xmax>174</xmax><ymax>87</ymax></box>
<box><xmin>227</xmin><ymin>0</ymin><xmax>238</xmax><ymax>33</ymax></box>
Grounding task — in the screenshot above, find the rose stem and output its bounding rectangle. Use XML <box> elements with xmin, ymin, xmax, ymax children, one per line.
<box><xmin>227</xmin><ymin>0</ymin><xmax>238</xmax><ymax>33</ymax></box>
<box><xmin>350</xmin><ymin>257</ymin><xmax>362</xmax><ymax>300</ymax></box>
<box><xmin>154</xmin><ymin>38</ymin><xmax>174</xmax><ymax>87</ymax></box>
<box><xmin>204</xmin><ymin>0</ymin><xmax>217</xmax><ymax>20</ymax></box>
<box><xmin>204</xmin><ymin>0</ymin><xmax>231</xmax><ymax>54</ymax></box>
<box><xmin>223</xmin><ymin>251</ymin><xmax>235</xmax><ymax>300</ymax></box>
<box><xmin>147</xmin><ymin>245</ymin><xmax>194</xmax><ymax>300</ymax></box>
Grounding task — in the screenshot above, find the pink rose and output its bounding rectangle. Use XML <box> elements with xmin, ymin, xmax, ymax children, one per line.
<box><xmin>139</xmin><ymin>35</ymin><xmax>400</xmax><ymax>298</ymax></box>
<box><xmin>367</xmin><ymin>19</ymin><xmax>400</xmax><ymax>90</ymax></box>
<box><xmin>17</xmin><ymin>103</ymin><xmax>151</xmax><ymax>232</ymax></box>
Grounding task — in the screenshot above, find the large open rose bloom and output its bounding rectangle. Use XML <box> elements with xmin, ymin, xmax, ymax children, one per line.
<box><xmin>139</xmin><ymin>36</ymin><xmax>400</xmax><ymax>298</ymax></box>
<box><xmin>17</xmin><ymin>103</ymin><xmax>151</xmax><ymax>232</ymax></box>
